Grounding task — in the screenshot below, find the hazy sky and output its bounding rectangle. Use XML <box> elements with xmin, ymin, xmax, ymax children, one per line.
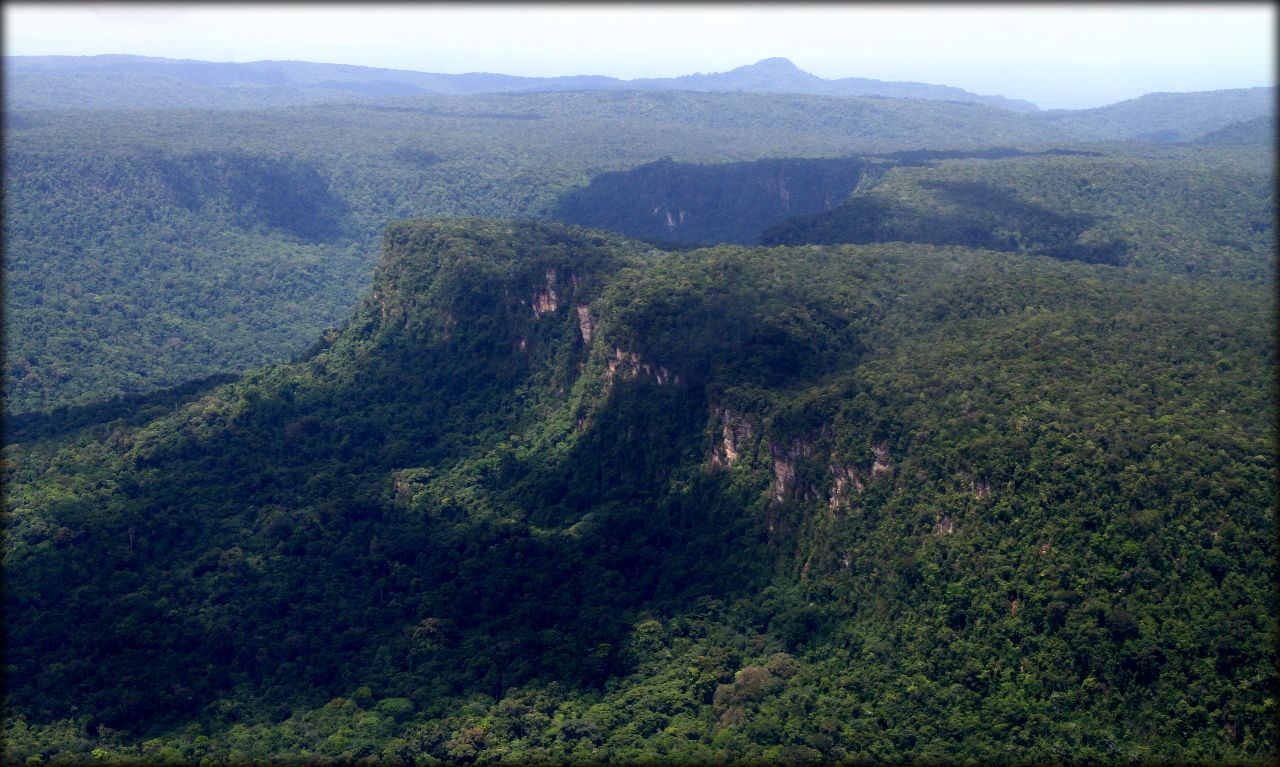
<box><xmin>5</xmin><ymin>3</ymin><xmax>1274</xmax><ymax>109</ymax></box>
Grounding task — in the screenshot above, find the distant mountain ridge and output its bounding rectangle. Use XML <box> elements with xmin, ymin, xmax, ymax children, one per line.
<box><xmin>627</xmin><ymin>57</ymin><xmax>1040</xmax><ymax>111</ymax></box>
<box><xmin>1042</xmin><ymin>87</ymin><xmax>1278</xmax><ymax>142</ymax></box>
<box><xmin>6</xmin><ymin>54</ymin><xmax>1038</xmax><ymax>110</ymax></box>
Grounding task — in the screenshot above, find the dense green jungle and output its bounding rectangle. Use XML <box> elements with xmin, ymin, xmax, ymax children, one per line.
<box><xmin>4</xmin><ymin>83</ymin><xmax>1274</xmax><ymax>415</ymax></box>
<box><xmin>2</xmin><ymin>63</ymin><xmax>1277</xmax><ymax>765</ymax></box>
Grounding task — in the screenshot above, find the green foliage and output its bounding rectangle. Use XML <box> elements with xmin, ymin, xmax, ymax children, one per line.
<box><xmin>1193</xmin><ymin>115</ymin><xmax>1276</xmax><ymax>146</ymax></box>
<box><xmin>2</xmin><ymin>143</ymin><xmax>370</xmax><ymax>415</ymax></box>
<box><xmin>761</xmin><ymin>150</ymin><xmax>1274</xmax><ymax>280</ymax></box>
<box><xmin>1041</xmin><ymin>87</ymin><xmax>1275</xmax><ymax>142</ymax></box>
<box><xmin>767</xmin><ymin>178</ymin><xmax>1119</xmax><ymax>263</ymax></box>
<box><xmin>3</xmin><ymin>90</ymin><xmax>1041</xmax><ymax>415</ymax></box>
<box><xmin>6</xmin><ymin>88</ymin><xmax>1272</xmax><ymax>414</ymax></box>
<box><xmin>5</xmin><ymin>218</ymin><xmax>1274</xmax><ymax>763</ymax></box>
<box><xmin>3</xmin><ymin>71</ymin><xmax>1276</xmax><ymax>765</ymax></box>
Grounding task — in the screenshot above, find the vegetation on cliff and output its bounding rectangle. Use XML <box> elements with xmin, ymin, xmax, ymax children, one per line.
<box><xmin>5</xmin><ymin>219</ymin><xmax>1274</xmax><ymax>764</ymax></box>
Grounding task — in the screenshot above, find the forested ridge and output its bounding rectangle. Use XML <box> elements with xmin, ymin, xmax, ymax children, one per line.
<box><xmin>5</xmin><ymin>217</ymin><xmax>1275</xmax><ymax>763</ymax></box>
<box><xmin>5</xmin><ymin>85</ymin><xmax>1274</xmax><ymax>415</ymax></box>
<box><xmin>551</xmin><ymin>149</ymin><xmax>1274</xmax><ymax>281</ymax></box>
<box><xmin>6</xmin><ymin>90</ymin><xmax>1057</xmax><ymax>415</ymax></box>
<box><xmin>3</xmin><ymin>63</ymin><xmax>1277</xmax><ymax>765</ymax></box>
<box><xmin>760</xmin><ymin>152</ymin><xmax>1274</xmax><ymax>280</ymax></box>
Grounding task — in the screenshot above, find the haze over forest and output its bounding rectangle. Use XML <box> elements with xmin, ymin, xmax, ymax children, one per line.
<box><xmin>4</xmin><ymin>3</ymin><xmax>1273</xmax><ymax>109</ymax></box>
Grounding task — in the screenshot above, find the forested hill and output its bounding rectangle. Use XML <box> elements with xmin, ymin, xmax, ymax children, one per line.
<box><xmin>5</xmin><ymin>55</ymin><xmax>1036</xmax><ymax>111</ymax></box>
<box><xmin>4</xmin><ymin>78</ymin><xmax>1274</xmax><ymax>417</ymax></box>
<box><xmin>0</xmin><ymin>89</ymin><xmax>1086</xmax><ymax>417</ymax></box>
<box><xmin>758</xmin><ymin>151</ymin><xmax>1275</xmax><ymax>280</ymax></box>
<box><xmin>4</xmin><ymin>219</ymin><xmax>1275</xmax><ymax>763</ymax></box>
<box><xmin>550</xmin><ymin>148</ymin><xmax>1275</xmax><ymax>273</ymax></box>
<box><xmin>1192</xmin><ymin>115</ymin><xmax>1276</xmax><ymax>145</ymax></box>
<box><xmin>1041</xmin><ymin>86</ymin><xmax>1276</xmax><ymax>142</ymax></box>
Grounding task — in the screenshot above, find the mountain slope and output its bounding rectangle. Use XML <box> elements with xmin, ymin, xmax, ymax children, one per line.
<box><xmin>5</xmin><ymin>89</ymin><xmax>1073</xmax><ymax>415</ymax></box>
<box><xmin>1192</xmin><ymin>115</ymin><xmax>1276</xmax><ymax>145</ymax></box>
<box><xmin>551</xmin><ymin>156</ymin><xmax>870</xmax><ymax>245</ymax></box>
<box><xmin>760</xmin><ymin>150</ymin><xmax>1275</xmax><ymax>280</ymax></box>
<box><xmin>5</xmin><ymin>219</ymin><xmax>1275</xmax><ymax>763</ymax></box>
<box><xmin>5</xmin><ymin>87</ymin><xmax>1273</xmax><ymax>416</ymax></box>
<box><xmin>1041</xmin><ymin>87</ymin><xmax>1276</xmax><ymax>142</ymax></box>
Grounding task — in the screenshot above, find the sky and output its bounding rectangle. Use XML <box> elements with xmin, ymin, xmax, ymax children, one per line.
<box><xmin>4</xmin><ymin>3</ymin><xmax>1275</xmax><ymax>110</ymax></box>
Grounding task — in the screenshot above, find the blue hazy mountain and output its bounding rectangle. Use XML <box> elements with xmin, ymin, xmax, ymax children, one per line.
<box><xmin>6</xmin><ymin>54</ymin><xmax>1038</xmax><ymax>110</ymax></box>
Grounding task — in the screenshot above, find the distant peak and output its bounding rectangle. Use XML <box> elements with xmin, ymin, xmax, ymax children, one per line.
<box><xmin>751</xmin><ymin>57</ymin><xmax>801</xmax><ymax>71</ymax></box>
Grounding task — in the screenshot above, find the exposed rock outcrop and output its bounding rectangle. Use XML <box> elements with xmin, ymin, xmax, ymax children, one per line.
<box><xmin>532</xmin><ymin>267</ymin><xmax>559</xmax><ymax>318</ymax></box>
<box><xmin>603</xmin><ymin>347</ymin><xmax>679</xmax><ymax>388</ymax></box>
<box><xmin>769</xmin><ymin>440</ymin><xmax>816</xmax><ymax>505</ymax></box>
<box><xmin>934</xmin><ymin>514</ymin><xmax>955</xmax><ymax>535</ymax></box>
<box><xmin>827</xmin><ymin>462</ymin><xmax>864</xmax><ymax>511</ymax></box>
<box><xmin>576</xmin><ymin>304</ymin><xmax>594</xmax><ymax>344</ymax></box>
<box><xmin>709</xmin><ymin>407</ymin><xmax>757</xmax><ymax>469</ymax></box>
<box><xmin>772</xmin><ymin>441</ymin><xmax>891</xmax><ymax>510</ymax></box>
<box><xmin>871</xmin><ymin>442</ymin><xmax>892</xmax><ymax>477</ymax></box>
<box><xmin>970</xmin><ymin>476</ymin><xmax>992</xmax><ymax>499</ymax></box>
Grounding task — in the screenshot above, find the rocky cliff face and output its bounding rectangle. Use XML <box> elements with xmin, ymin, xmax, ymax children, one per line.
<box><xmin>709</xmin><ymin>406</ymin><xmax>758</xmax><ymax>469</ymax></box>
<box><xmin>551</xmin><ymin>157</ymin><xmax>868</xmax><ymax>245</ymax></box>
<box><xmin>604</xmin><ymin>348</ymin><xmax>680</xmax><ymax>389</ymax></box>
